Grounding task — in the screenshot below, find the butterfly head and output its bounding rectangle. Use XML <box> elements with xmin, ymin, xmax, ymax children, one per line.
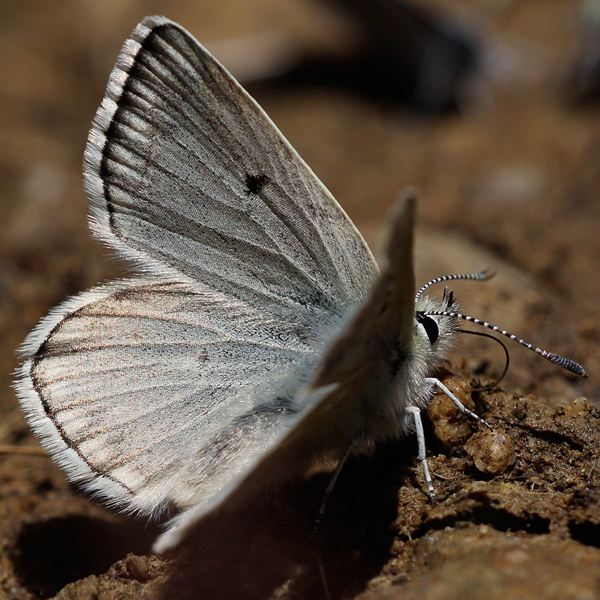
<box><xmin>414</xmin><ymin>284</ymin><xmax>460</xmax><ymax>369</ymax></box>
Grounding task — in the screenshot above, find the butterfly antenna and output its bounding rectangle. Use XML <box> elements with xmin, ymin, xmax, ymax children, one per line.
<box><xmin>423</xmin><ymin>310</ymin><xmax>588</xmax><ymax>378</ymax></box>
<box><xmin>456</xmin><ymin>328</ymin><xmax>510</xmax><ymax>390</ymax></box>
<box><xmin>415</xmin><ymin>268</ymin><xmax>495</xmax><ymax>300</ymax></box>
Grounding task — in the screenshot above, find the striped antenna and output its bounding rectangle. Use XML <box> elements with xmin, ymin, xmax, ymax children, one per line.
<box><xmin>422</xmin><ymin>310</ymin><xmax>588</xmax><ymax>378</ymax></box>
<box><xmin>415</xmin><ymin>268</ymin><xmax>495</xmax><ymax>300</ymax></box>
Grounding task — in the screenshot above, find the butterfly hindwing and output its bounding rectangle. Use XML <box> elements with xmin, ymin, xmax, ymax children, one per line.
<box><xmin>18</xmin><ymin>278</ymin><xmax>336</xmax><ymax>516</ymax></box>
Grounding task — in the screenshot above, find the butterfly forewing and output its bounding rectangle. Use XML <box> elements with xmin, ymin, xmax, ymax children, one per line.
<box><xmin>85</xmin><ymin>17</ymin><xmax>378</xmax><ymax>315</ymax></box>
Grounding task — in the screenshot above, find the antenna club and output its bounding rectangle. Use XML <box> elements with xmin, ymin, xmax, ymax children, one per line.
<box><xmin>545</xmin><ymin>353</ymin><xmax>589</xmax><ymax>378</ymax></box>
<box><xmin>480</xmin><ymin>267</ymin><xmax>497</xmax><ymax>281</ymax></box>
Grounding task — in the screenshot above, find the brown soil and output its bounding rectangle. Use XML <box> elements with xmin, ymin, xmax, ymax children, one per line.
<box><xmin>1</xmin><ymin>1</ymin><xmax>599</xmax><ymax>599</ymax></box>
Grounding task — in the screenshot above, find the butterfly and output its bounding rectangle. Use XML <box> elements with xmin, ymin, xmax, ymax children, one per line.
<box><xmin>15</xmin><ymin>16</ymin><xmax>587</xmax><ymax>554</ymax></box>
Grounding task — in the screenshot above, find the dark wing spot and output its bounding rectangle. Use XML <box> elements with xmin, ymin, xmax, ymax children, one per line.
<box><xmin>245</xmin><ymin>174</ymin><xmax>269</xmax><ymax>195</ymax></box>
<box><xmin>198</xmin><ymin>348</ymin><xmax>208</xmax><ymax>366</ymax></box>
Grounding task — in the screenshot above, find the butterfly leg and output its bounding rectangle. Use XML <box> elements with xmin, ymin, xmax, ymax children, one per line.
<box><xmin>425</xmin><ymin>378</ymin><xmax>492</xmax><ymax>430</ymax></box>
<box><xmin>311</xmin><ymin>438</ymin><xmax>357</xmax><ymax>537</ymax></box>
<box><xmin>406</xmin><ymin>405</ymin><xmax>436</xmax><ymax>502</ymax></box>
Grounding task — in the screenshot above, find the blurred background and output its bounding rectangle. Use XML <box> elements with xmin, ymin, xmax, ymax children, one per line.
<box><xmin>2</xmin><ymin>0</ymin><xmax>599</xmax><ymax>410</ymax></box>
<box><xmin>2</xmin><ymin>0</ymin><xmax>600</xmax><ymax>596</ymax></box>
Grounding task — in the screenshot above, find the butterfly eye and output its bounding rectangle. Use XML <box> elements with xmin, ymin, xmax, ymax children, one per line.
<box><xmin>417</xmin><ymin>313</ymin><xmax>439</xmax><ymax>345</ymax></box>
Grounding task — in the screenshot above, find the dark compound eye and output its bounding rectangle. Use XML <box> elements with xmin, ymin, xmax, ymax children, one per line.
<box><xmin>417</xmin><ymin>313</ymin><xmax>439</xmax><ymax>344</ymax></box>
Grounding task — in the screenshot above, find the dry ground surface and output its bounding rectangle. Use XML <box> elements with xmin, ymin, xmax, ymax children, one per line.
<box><xmin>1</xmin><ymin>0</ymin><xmax>600</xmax><ymax>598</ymax></box>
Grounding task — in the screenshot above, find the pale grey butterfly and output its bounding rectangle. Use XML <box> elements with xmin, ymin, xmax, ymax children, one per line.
<box><xmin>15</xmin><ymin>16</ymin><xmax>587</xmax><ymax>554</ymax></box>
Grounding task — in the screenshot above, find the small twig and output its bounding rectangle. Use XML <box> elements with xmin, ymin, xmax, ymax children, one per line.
<box><xmin>0</xmin><ymin>445</ymin><xmax>48</xmax><ymax>456</ymax></box>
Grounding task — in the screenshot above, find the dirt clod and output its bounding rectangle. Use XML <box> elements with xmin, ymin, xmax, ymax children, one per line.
<box><xmin>464</xmin><ymin>428</ymin><xmax>516</xmax><ymax>475</ymax></box>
